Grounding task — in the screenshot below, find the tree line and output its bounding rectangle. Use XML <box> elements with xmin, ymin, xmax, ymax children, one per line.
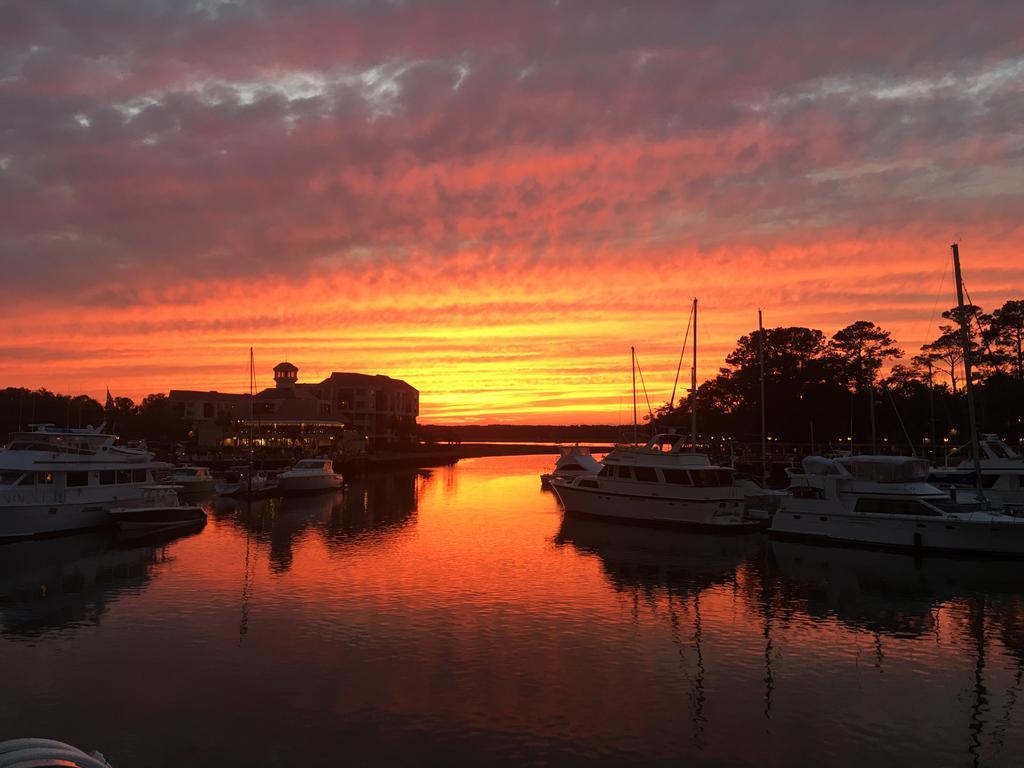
<box><xmin>0</xmin><ymin>388</ymin><xmax>187</xmax><ymax>443</ymax></box>
<box><xmin>652</xmin><ymin>299</ymin><xmax>1024</xmax><ymax>453</ymax></box>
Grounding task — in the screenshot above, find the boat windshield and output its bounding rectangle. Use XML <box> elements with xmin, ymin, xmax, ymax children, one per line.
<box><xmin>296</xmin><ymin>460</ymin><xmax>329</xmax><ymax>470</ymax></box>
<box><xmin>0</xmin><ymin>470</ymin><xmax>27</xmax><ymax>486</ymax></box>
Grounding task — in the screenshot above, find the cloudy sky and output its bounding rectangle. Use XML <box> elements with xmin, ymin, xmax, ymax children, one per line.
<box><xmin>2</xmin><ymin>1</ymin><xmax>1022</xmax><ymax>422</ymax></box>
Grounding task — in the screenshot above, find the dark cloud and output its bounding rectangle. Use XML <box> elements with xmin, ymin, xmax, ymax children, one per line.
<box><xmin>0</xmin><ymin>0</ymin><xmax>1022</xmax><ymax>301</ymax></box>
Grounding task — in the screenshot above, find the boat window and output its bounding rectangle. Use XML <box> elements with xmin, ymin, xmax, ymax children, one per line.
<box><xmin>634</xmin><ymin>467</ymin><xmax>658</xmax><ymax>482</ymax></box>
<box><xmin>598</xmin><ymin>465</ymin><xmax>613</xmax><ymax>477</ymax></box>
<box><xmin>663</xmin><ymin>469</ymin><xmax>692</xmax><ymax>485</ymax></box>
<box><xmin>67</xmin><ymin>472</ymin><xmax>89</xmax><ymax>487</ymax></box>
<box><xmin>36</xmin><ymin>472</ymin><xmax>54</xmax><ymax>485</ymax></box>
<box><xmin>117</xmin><ymin>469</ymin><xmax>133</xmax><ymax>484</ymax></box>
<box><xmin>690</xmin><ymin>469</ymin><xmax>732</xmax><ymax>487</ymax></box>
<box><xmin>854</xmin><ymin>498</ymin><xmax>941</xmax><ymax>516</ymax></box>
<box><xmin>561</xmin><ymin>463</ymin><xmax>584</xmax><ymax>472</ymax></box>
<box><xmin>133</xmin><ymin>469</ymin><xmax>148</xmax><ymax>482</ymax></box>
<box><xmin>614</xmin><ymin>465</ymin><xmax>633</xmax><ymax>479</ymax></box>
<box><xmin>579</xmin><ymin>479</ymin><xmax>598</xmax><ymax>489</ymax></box>
<box><xmin>99</xmin><ymin>470</ymin><xmax>116</xmax><ymax>485</ymax></box>
<box><xmin>986</xmin><ymin>441</ymin><xmax>1010</xmax><ymax>459</ymax></box>
<box><xmin>1</xmin><ymin>471</ymin><xmax>26</xmax><ymax>485</ymax></box>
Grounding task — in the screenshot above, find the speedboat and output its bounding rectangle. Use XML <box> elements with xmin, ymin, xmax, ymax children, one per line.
<box><xmin>929</xmin><ymin>434</ymin><xmax>1024</xmax><ymax>512</ymax></box>
<box><xmin>540</xmin><ymin>445</ymin><xmax>603</xmax><ymax>488</ymax></box>
<box><xmin>166</xmin><ymin>465</ymin><xmax>217</xmax><ymax>492</ymax></box>
<box><xmin>550</xmin><ymin>433</ymin><xmax>757</xmax><ymax>531</ymax></box>
<box><xmin>277</xmin><ymin>458</ymin><xmax>343</xmax><ymax>492</ymax></box>
<box><xmin>769</xmin><ymin>454</ymin><xmax>1024</xmax><ymax>556</ymax></box>
<box><xmin>0</xmin><ymin>424</ymin><xmax>173</xmax><ymax>541</ymax></box>
<box><xmin>107</xmin><ymin>485</ymin><xmax>206</xmax><ymax>531</ymax></box>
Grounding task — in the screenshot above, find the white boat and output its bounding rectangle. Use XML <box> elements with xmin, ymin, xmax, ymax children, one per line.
<box><xmin>540</xmin><ymin>445</ymin><xmax>603</xmax><ymax>488</ymax></box>
<box><xmin>930</xmin><ymin>434</ymin><xmax>1024</xmax><ymax>512</ymax></box>
<box><xmin>769</xmin><ymin>454</ymin><xmax>1024</xmax><ymax>555</ymax></box>
<box><xmin>107</xmin><ymin>485</ymin><xmax>207</xmax><ymax>531</ymax></box>
<box><xmin>277</xmin><ymin>458</ymin><xmax>343</xmax><ymax>492</ymax></box>
<box><xmin>0</xmin><ymin>424</ymin><xmax>174</xmax><ymax>542</ymax></box>
<box><xmin>550</xmin><ymin>433</ymin><xmax>757</xmax><ymax>531</ymax></box>
<box><xmin>166</xmin><ymin>465</ymin><xmax>217</xmax><ymax>492</ymax></box>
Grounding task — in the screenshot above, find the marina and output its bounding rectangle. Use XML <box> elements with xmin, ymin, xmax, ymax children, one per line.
<box><xmin>3</xmin><ymin>455</ymin><xmax>1024</xmax><ymax>766</ymax></box>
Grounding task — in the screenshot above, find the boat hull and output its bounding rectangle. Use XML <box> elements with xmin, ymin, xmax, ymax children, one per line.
<box><xmin>277</xmin><ymin>475</ymin><xmax>343</xmax><ymax>492</ymax></box>
<box><xmin>107</xmin><ymin>506</ymin><xmax>206</xmax><ymax>531</ymax></box>
<box><xmin>770</xmin><ymin>507</ymin><xmax>1024</xmax><ymax>556</ymax></box>
<box><xmin>551</xmin><ymin>482</ymin><xmax>758</xmax><ymax>532</ymax></box>
<box><xmin>0</xmin><ymin>489</ymin><xmax>178</xmax><ymax>542</ymax></box>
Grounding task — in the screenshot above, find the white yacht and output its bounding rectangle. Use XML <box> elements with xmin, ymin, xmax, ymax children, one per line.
<box><xmin>929</xmin><ymin>435</ymin><xmax>1024</xmax><ymax>511</ymax></box>
<box><xmin>166</xmin><ymin>465</ymin><xmax>217</xmax><ymax>492</ymax></box>
<box><xmin>0</xmin><ymin>425</ymin><xmax>175</xmax><ymax>542</ymax></box>
<box><xmin>540</xmin><ymin>445</ymin><xmax>603</xmax><ymax>488</ymax></box>
<box><xmin>550</xmin><ymin>433</ymin><xmax>756</xmax><ymax>531</ymax></box>
<box><xmin>277</xmin><ymin>458</ymin><xmax>343</xmax><ymax>492</ymax></box>
<box><xmin>770</xmin><ymin>454</ymin><xmax>1024</xmax><ymax>555</ymax></box>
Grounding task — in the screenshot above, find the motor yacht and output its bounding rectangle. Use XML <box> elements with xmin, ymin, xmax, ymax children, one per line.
<box><xmin>929</xmin><ymin>435</ymin><xmax>1024</xmax><ymax>512</ymax></box>
<box><xmin>0</xmin><ymin>424</ymin><xmax>175</xmax><ymax>542</ymax></box>
<box><xmin>166</xmin><ymin>465</ymin><xmax>217</xmax><ymax>493</ymax></box>
<box><xmin>540</xmin><ymin>445</ymin><xmax>603</xmax><ymax>488</ymax></box>
<box><xmin>769</xmin><ymin>454</ymin><xmax>1024</xmax><ymax>555</ymax></box>
<box><xmin>550</xmin><ymin>433</ymin><xmax>757</xmax><ymax>531</ymax></box>
<box><xmin>277</xmin><ymin>458</ymin><xmax>343</xmax><ymax>492</ymax></box>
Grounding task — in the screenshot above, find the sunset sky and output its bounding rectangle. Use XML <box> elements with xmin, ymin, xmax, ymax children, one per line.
<box><xmin>2</xmin><ymin>1</ymin><xmax>1022</xmax><ymax>423</ymax></box>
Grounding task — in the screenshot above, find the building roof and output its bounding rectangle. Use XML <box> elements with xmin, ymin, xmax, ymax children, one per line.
<box><xmin>322</xmin><ymin>372</ymin><xmax>418</xmax><ymax>393</ymax></box>
<box><xmin>274</xmin><ymin>361</ymin><xmax>298</xmax><ymax>372</ymax></box>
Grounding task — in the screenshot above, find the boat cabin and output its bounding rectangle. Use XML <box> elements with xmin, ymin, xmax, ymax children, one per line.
<box><xmin>293</xmin><ymin>459</ymin><xmax>334</xmax><ymax>472</ymax></box>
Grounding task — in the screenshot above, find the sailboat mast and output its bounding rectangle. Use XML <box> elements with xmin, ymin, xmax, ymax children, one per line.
<box><xmin>248</xmin><ymin>347</ymin><xmax>255</xmax><ymax>493</ymax></box>
<box><xmin>758</xmin><ymin>309</ymin><xmax>767</xmax><ymax>486</ymax></box>
<box><xmin>691</xmin><ymin>298</ymin><xmax>698</xmax><ymax>452</ymax></box>
<box><xmin>951</xmin><ymin>243</ymin><xmax>984</xmax><ymax>502</ymax></box>
<box><xmin>632</xmin><ymin>346</ymin><xmax>638</xmax><ymax>445</ymax></box>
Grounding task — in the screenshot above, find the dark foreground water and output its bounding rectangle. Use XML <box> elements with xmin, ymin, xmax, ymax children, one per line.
<box><xmin>3</xmin><ymin>455</ymin><xmax>1024</xmax><ymax>767</ymax></box>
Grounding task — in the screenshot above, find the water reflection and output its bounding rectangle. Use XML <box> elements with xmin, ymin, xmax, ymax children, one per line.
<box><xmin>0</xmin><ymin>526</ymin><xmax>202</xmax><ymax>641</ymax></box>
<box><xmin>4</xmin><ymin>457</ymin><xmax>1024</xmax><ymax>767</ymax></box>
<box><xmin>212</xmin><ymin>470</ymin><xmax>424</xmax><ymax>574</ymax></box>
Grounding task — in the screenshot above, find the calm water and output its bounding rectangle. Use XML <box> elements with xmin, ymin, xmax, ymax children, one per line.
<box><xmin>3</xmin><ymin>455</ymin><xmax>1024</xmax><ymax>767</ymax></box>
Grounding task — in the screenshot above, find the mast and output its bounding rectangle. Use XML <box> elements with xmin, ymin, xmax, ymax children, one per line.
<box><xmin>631</xmin><ymin>346</ymin><xmax>638</xmax><ymax>445</ymax></box>
<box><xmin>758</xmin><ymin>309</ymin><xmax>767</xmax><ymax>485</ymax></box>
<box><xmin>248</xmin><ymin>347</ymin><xmax>255</xmax><ymax>493</ymax></box>
<box><xmin>691</xmin><ymin>298</ymin><xmax>698</xmax><ymax>452</ymax></box>
<box><xmin>952</xmin><ymin>243</ymin><xmax>984</xmax><ymax>502</ymax></box>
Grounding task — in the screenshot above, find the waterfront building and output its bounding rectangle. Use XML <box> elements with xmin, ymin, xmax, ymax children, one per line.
<box><xmin>169</xmin><ymin>363</ymin><xmax>418</xmax><ymax>450</ymax></box>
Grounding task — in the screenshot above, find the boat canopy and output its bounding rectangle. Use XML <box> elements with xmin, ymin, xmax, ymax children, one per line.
<box><xmin>838</xmin><ymin>455</ymin><xmax>930</xmax><ymax>482</ymax></box>
<box><xmin>802</xmin><ymin>455</ymin><xmax>930</xmax><ymax>483</ymax></box>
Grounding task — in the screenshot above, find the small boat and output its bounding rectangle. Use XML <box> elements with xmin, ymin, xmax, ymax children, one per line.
<box><xmin>215</xmin><ymin>467</ymin><xmax>274</xmax><ymax>497</ymax></box>
<box><xmin>165</xmin><ymin>465</ymin><xmax>217</xmax><ymax>492</ymax></box>
<box><xmin>107</xmin><ymin>486</ymin><xmax>206</xmax><ymax>531</ymax></box>
<box><xmin>0</xmin><ymin>738</ymin><xmax>112</xmax><ymax>767</ymax></box>
<box><xmin>540</xmin><ymin>445</ymin><xmax>603</xmax><ymax>488</ymax></box>
<box><xmin>277</xmin><ymin>458</ymin><xmax>343</xmax><ymax>492</ymax></box>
